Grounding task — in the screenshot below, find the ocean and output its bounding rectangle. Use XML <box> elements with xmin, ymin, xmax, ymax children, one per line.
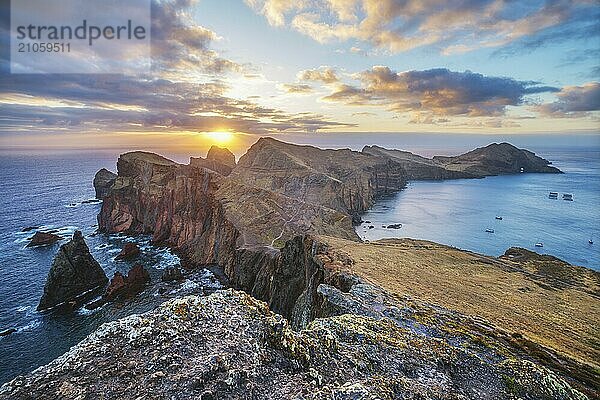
<box><xmin>357</xmin><ymin>147</ymin><xmax>600</xmax><ymax>270</ymax></box>
<box><xmin>0</xmin><ymin>145</ymin><xmax>598</xmax><ymax>385</ymax></box>
<box><xmin>0</xmin><ymin>150</ymin><xmax>222</xmax><ymax>385</ymax></box>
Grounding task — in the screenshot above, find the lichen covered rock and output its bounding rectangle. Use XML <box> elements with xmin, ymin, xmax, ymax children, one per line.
<box><xmin>5</xmin><ymin>290</ymin><xmax>588</xmax><ymax>399</ymax></box>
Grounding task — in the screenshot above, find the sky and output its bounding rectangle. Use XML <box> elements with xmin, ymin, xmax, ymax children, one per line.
<box><xmin>0</xmin><ymin>0</ymin><xmax>599</xmax><ymax>154</ymax></box>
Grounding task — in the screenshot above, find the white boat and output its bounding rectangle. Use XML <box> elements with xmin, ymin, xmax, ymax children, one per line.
<box><xmin>562</xmin><ymin>193</ymin><xmax>573</xmax><ymax>201</ymax></box>
<box><xmin>495</xmin><ymin>216</ymin><xmax>503</xmax><ymax>220</ymax></box>
<box><xmin>549</xmin><ymin>192</ymin><xmax>558</xmax><ymax>199</ymax></box>
<box><xmin>535</xmin><ymin>242</ymin><xmax>543</xmax><ymax>247</ymax></box>
<box><xmin>485</xmin><ymin>228</ymin><xmax>494</xmax><ymax>233</ymax></box>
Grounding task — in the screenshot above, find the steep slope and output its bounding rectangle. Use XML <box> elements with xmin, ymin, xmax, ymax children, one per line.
<box><xmin>231</xmin><ymin>138</ymin><xmax>407</xmax><ymax>222</ymax></box>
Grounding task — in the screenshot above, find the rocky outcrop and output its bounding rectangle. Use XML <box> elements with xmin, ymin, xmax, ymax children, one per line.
<box><xmin>96</xmin><ymin>138</ymin><xmax>565</xmax><ymax>327</ymax></box>
<box><xmin>161</xmin><ymin>266</ymin><xmax>184</xmax><ymax>282</ymax></box>
<box><xmin>103</xmin><ymin>264</ymin><xmax>150</xmax><ymax>302</ymax></box>
<box><xmin>37</xmin><ymin>231</ymin><xmax>108</xmax><ymax>311</ymax></box>
<box><xmin>433</xmin><ymin>142</ymin><xmax>562</xmax><ymax>176</ymax></box>
<box><xmin>26</xmin><ymin>232</ymin><xmax>61</xmax><ymax>247</ymax></box>
<box><xmin>93</xmin><ymin>168</ymin><xmax>117</xmax><ymax>199</ymax></box>
<box><xmin>1</xmin><ymin>290</ymin><xmax>589</xmax><ymax>400</ymax></box>
<box><xmin>231</xmin><ymin>138</ymin><xmax>407</xmax><ymax>221</ymax></box>
<box><xmin>114</xmin><ymin>242</ymin><xmax>140</xmax><ymax>260</ymax></box>
<box><xmin>189</xmin><ymin>145</ymin><xmax>237</xmax><ymax>176</ymax></box>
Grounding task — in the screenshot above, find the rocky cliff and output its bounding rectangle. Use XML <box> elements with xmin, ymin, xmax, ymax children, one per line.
<box><xmin>96</xmin><ymin>138</ymin><xmax>565</xmax><ymax>326</ymax></box>
<box><xmin>81</xmin><ymin>139</ymin><xmax>600</xmax><ymax>396</ymax></box>
<box><xmin>93</xmin><ymin>168</ymin><xmax>117</xmax><ymax>199</ymax></box>
<box><xmin>190</xmin><ymin>145</ymin><xmax>237</xmax><ymax>176</ymax></box>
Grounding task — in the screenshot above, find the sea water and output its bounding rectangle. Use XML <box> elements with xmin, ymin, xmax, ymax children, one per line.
<box><xmin>357</xmin><ymin>147</ymin><xmax>600</xmax><ymax>270</ymax></box>
<box><xmin>0</xmin><ymin>150</ymin><xmax>221</xmax><ymax>384</ymax></box>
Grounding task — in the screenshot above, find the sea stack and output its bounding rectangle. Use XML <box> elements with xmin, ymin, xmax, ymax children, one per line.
<box><xmin>37</xmin><ymin>231</ymin><xmax>108</xmax><ymax>311</ymax></box>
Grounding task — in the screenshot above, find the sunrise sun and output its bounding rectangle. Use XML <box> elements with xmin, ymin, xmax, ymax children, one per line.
<box><xmin>204</xmin><ymin>131</ymin><xmax>234</xmax><ymax>145</ymax></box>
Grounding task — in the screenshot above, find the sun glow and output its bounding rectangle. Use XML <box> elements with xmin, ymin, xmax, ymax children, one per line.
<box><xmin>204</xmin><ymin>131</ymin><xmax>234</xmax><ymax>145</ymax></box>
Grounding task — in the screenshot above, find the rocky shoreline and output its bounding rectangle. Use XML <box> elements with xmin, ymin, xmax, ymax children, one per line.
<box><xmin>3</xmin><ymin>139</ymin><xmax>596</xmax><ymax>399</ymax></box>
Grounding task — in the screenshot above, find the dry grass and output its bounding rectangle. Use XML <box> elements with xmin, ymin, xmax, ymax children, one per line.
<box><xmin>321</xmin><ymin>236</ymin><xmax>600</xmax><ymax>369</ymax></box>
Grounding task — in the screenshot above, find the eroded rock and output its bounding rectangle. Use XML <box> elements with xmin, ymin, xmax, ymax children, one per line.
<box><xmin>115</xmin><ymin>242</ymin><xmax>140</xmax><ymax>260</ymax></box>
<box><xmin>104</xmin><ymin>264</ymin><xmax>150</xmax><ymax>302</ymax></box>
<box><xmin>37</xmin><ymin>231</ymin><xmax>107</xmax><ymax>311</ymax></box>
<box><xmin>26</xmin><ymin>232</ymin><xmax>61</xmax><ymax>248</ymax></box>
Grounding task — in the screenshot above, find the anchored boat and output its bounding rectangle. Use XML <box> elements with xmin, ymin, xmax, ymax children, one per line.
<box><xmin>549</xmin><ymin>192</ymin><xmax>558</xmax><ymax>199</ymax></box>
<box><xmin>562</xmin><ymin>193</ymin><xmax>573</xmax><ymax>201</ymax></box>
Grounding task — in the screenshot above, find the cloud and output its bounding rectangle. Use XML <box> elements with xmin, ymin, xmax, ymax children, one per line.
<box><xmin>298</xmin><ymin>67</ymin><xmax>339</xmax><ymax>83</ymax></box>
<box><xmin>245</xmin><ymin>0</ymin><xmax>598</xmax><ymax>54</ymax></box>
<box><xmin>280</xmin><ymin>83</ymin><xmax>314</xmax><ymax>94</ymax></box>
<box><xmin>535</xmin><ymin>82</ymin><xmax>600</xmax><ymax>117</ymax></box>
<box><xmin>0</xmin><ymin>0</ymin><xmax>353</xmax><ymax>134</ymax></box>
<box><xmin>322</xmin><ymin>66</ymin><xmax>559</xmax><ymax>120</ymax></box>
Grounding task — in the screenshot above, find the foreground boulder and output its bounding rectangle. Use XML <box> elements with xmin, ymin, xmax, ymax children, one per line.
<box><xmin>37</xmin><ymin>231</ymin><xmax>108</xmax><ymax>311</ymax></box>
<box><xmin>104</xmin><ymin>264</ymin><xmax>150</xmax><ymax>302</ymax></box>
<box><xmin>114</xmin><ymin>242</ymin><xmax>140</xmax><ymax>260</ymax></box>
<box><xmin>26</xmin><ymin>232</ymin><xmax>61</xmax><ymax>248</ymax></box>
<box><xmin>2</xmin><ymin>290</ymin><xmax>588</xmax><ymax>399</ymax></box>
<box><xmin>93</xmin><ymin>168</ymin><xmax>117</xmax><ymax>199</ymax></box>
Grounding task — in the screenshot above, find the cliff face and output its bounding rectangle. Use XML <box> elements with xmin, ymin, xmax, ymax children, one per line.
<box><xmin>96</xmin><ymin>138</ymin><xmax>564</xmax><ymax>327</ymax></box>
<box><xmin>189</xmin><ymin>145</ymin><xmax>237</xmax><ymax>176</ymax></box>
<box><xmin>231</xmin><ymin>138</ymin><xmax>407</xmax><ymax>221</ymax></box>
<box><xmin>92</xmin><ymin>168</ymin><xmax>117</xmax><ymax>199</ymax></box>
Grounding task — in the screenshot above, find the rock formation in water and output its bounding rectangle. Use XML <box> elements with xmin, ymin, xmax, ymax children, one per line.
<box><xmin>37</xmin><ymin>231</ymin><xmax>108</xmax><ymax>311</ymax></box>
<box><xmin>103</xmin><ymin>264</ymin><xmax>150</xmax><ymax>302</ymax></box>
<box><xmin>114</xmin><ymin>242</ymin><xmax>140</xmax><ymax>260</ymax></box>
<box><xmin>1</xmin><ymin>289</ymin><xmax>589</xmax><ymax>399</ymax></box>
<box><xmin>93</xmin><ymin>168</ymin><xmax>117</xmax><ymax>199</ymax></box>
<box><xmin>189</xmin><ymin>145</ymin><xmax>237</xmax><ymax>176</ymax></box>
<box><xmin>26</xmin><ymin>232</ymin><xmax>61</xmax><ymax>247</ymax></box>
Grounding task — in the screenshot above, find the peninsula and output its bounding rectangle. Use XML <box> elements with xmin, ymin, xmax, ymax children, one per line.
<box><xmin>3</xmin><ymin>139</ymin><xmax>596</xmax><ymax>400</ymax></box>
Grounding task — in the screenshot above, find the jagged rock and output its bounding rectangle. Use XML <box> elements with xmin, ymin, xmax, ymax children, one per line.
<box><xmin>0</xmin><ymin>290</ymin><xmax>588</xmax><ymax>399</ymax></box>
<box><xmin>104</xmin><ymin>264</ymin><xmax>150</xmax><ymax>302</ymax></box>
<box><xmin>161</xmin><ymin>266</ymin><xmax>184</xmax><ymax>282</ymax></box>
<box><xmin>37</xmin><ymin>231</ymin><xmax>108</xmax><ymax>311</ymax></box>
<box><xmin>207</xmin><ymin>145</ymin><xmax>236</xmax><ymax>168</ymax></box>
<box><xmin>93</xmin><ymin>168</ymin><xmax>117</xmax><ymax>199</ymax></box>
<box><xmin>114</xmin><ymin>242</ymin><xmax>140</xmax><ymax>260</ymax></box>
<box><xmin>189</xmin><ymin>145</ymin><xmax>236</xmax><ymax>176</ymax></box>
<box><xmin>26</xmin><ymin>232</ymin><xmax>61</xmax><ymax>247</ymax></box>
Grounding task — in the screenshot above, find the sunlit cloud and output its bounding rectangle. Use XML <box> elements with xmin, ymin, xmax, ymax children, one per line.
<box><xmin>321</xmin><ymin>67</ymin><xmax>559</xmax><ymax>122</ymax></box>
<box><xmin>245</xmin><ymin>0</ymin><xmax>599</xmax><ymax>55</ymax></box>
<box><xmin>534</xmin><ymin>82</ymin><xmax>600</xmax><ymax>118</ymax></box>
